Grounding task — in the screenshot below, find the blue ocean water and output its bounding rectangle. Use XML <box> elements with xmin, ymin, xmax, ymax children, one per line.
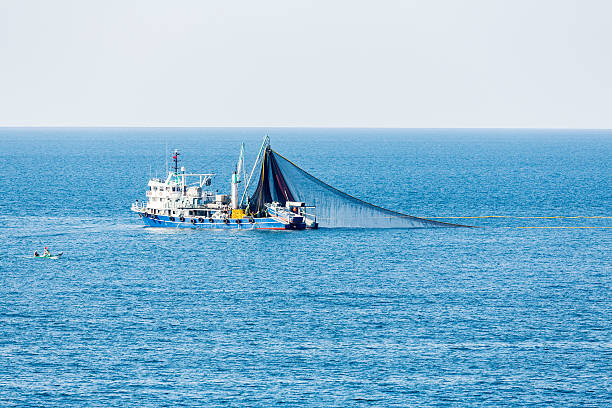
<box><xmin>0</xmin><ymin>128</ymin><xmax>610</xmax><ymax>406</ymax></box>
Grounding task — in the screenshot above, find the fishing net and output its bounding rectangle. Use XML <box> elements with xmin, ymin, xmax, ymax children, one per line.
<box><xmin>249</xmin><ymin>147</ymin><xmax>463</xmax><ymax>228</ymax></box>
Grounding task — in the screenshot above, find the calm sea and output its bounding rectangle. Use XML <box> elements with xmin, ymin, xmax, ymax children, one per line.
<box><xmin>1</xmin><ymin>128</ymin><xmax>610</xmax><ymax>406</ymax></box>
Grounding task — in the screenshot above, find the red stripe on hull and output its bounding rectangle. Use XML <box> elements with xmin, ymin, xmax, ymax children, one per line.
<box><xmin>255</xmin><ymin>227</ymin><xmax>287</xmax><ymax>230</ymax></box>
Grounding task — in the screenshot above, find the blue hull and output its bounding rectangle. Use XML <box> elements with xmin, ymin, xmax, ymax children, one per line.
<box><xmin>138</xmin><ymin>213</ymin><xmax>298</xmax><ymax>230</ymax></box>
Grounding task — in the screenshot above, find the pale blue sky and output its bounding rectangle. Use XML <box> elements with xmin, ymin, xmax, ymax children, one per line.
<box><xmin>1</xmin><ymin>0</ymin><xmax>610</xmax><ymax>128</ymax></box>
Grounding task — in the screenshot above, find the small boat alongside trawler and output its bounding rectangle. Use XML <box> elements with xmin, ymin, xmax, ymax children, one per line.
<box><xmin>132</xmin><ymin>136</ymin><xmax>465</xmax><ymax>230</ymax></box>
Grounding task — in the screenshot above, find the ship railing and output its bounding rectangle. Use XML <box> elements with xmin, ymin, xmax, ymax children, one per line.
<box><xmin>131</xmin><ymin>202</ymin><xmax>147</xmax><ymax>211</ymax></box>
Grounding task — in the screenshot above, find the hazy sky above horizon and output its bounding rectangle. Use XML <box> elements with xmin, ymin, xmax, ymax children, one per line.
<box><xmin>1</xmin><ymin>0</ymin><xmax>611</xmax><ymax>128</ymax></box>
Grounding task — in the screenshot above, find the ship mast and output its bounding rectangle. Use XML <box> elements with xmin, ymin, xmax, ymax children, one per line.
<box><xmin>240</xmin><ymin>135</ymin><xmax>269</xmax><ymax>208</ymax></box>
<box><xmin>173</xmin><ymin>149</ymin><xmax>180</xmax><ymax>175</ymax></box>
<box><xmin>231</xmin><ymin>144</ymin><xmax>245</xmax><ymax>209</ymax></box>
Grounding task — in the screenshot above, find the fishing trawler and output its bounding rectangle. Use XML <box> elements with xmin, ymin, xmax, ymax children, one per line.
<box><xmin>131</xmin><ymin>137</ymin><xmax>318</xmax><ymax>230</ymax></box>
<box><xmin>132</xmin><ymin>136</ymin><xmax>466</xmax><ymax>230</ymax></box>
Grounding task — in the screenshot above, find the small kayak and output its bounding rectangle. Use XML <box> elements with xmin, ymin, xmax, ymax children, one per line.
<box><xmin>34</xmin><ymin>252</ymin><xmax>63</xmax><ymax>259</ymax></box>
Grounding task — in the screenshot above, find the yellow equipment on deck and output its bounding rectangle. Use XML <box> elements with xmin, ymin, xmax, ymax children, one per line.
<box><xmin>230</xmin><ymin>209</ymin><xmax>246</xmax><ymax>219</ymax></box>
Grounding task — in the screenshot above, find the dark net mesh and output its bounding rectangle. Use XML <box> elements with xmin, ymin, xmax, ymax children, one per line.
<box><xmin>249</xmin><ymin>147</ymin><xmax>465</xmax><ymax>228</ymax></box>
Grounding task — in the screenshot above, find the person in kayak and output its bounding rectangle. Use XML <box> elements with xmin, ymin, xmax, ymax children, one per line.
<box><xmin>43</xmin><ymin>247</ymin><xmax>50</xmax><ymax>256</ymax></box>
<box><xmin>34</xmin><ymin>250</ymin><xmax>40</xmax><ymax>257</ymax></box>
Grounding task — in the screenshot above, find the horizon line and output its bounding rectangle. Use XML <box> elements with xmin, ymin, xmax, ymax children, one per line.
<box><xmin>1</xmin><ymin>126</ymin><xmax>611</xmax><ymax>131</ymax></box>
